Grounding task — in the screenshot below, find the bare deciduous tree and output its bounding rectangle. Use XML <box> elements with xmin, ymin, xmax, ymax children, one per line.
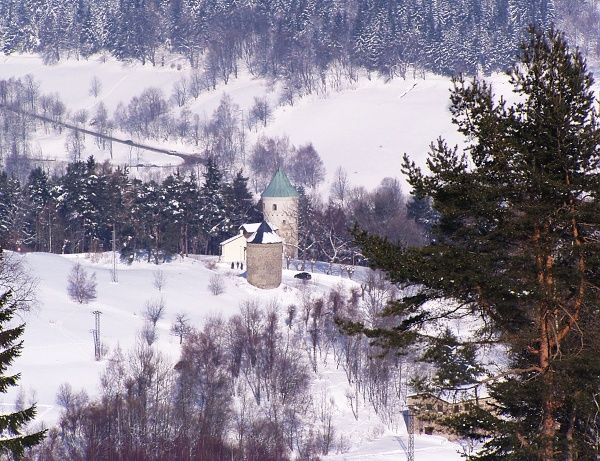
<box><xmin>65</xmin><ymin>130</ymin><xmax>85</xmax><ymax>162</ymax></box>
<box><xmin>89</xmin><ymin>76</ymin><xmax>102</xmax><ymax>98</ymax></box>
<box><xmin>202</xmin><ymin>94</ymin><xmax>243</xmax><ymax>172</ymax></box>
<box><xmin>67</xmin><ymin>262</ymin><xmax>97</xmax><ymax>304</ymax></box>
<box><xmin>73</xmin><ymin>109</ymin><xmax>88</xmax><ymax>127</ymax></box>
<box><xmin>208</xmin><ymin>274</ymin><xmax>225</xmax><ymax>295</ymax></box>
<box><xmin>288</xmin><ymin>143</ymin><xmax>325</xmax><ymax>189</ymax></box>
<box><xmin>144</xmin><ymin>298</ymin><xmax>166</xmax><ymax>327</ymax></box>
<box><xmin>172</xmin><ymin>77</ymin><xmax>188</xmax><ymax>107</ymax></box>
<box><xmin>0</xmin><ymin>252</ymin><xmax>38</xmax><ymax>311</ymax></box>
<box><xmin>249</xmin><ymin>136</ymin><xmax>292</xmax><ymax>191</ymax></box>
<box><xmin>248</xmin><ymin>96</ymin><xmax>271</xmax><ymax>128</ymax></box>
<box><xmin>189</xmin><ymin>71</ymin><xmax>205</xmax><ymax>99</ymax></box>
<box><xmin>140</xmin><ymin>321</ymin><xmax>157</xmax><ymax>346</ymax></box>
<box><xmin>330</xmin><ymin>166</ymin><xmax>349</xmax><ymax>206</ymax></box>
<box><xmin>170</xmin><ymin>313</ymin><xmax>191</xmax><ymax>344</ymax></box>
<box><xmin>152</xmin><ymin>269</ymin><xmax>166</xmax><ymax>291</ymax></box>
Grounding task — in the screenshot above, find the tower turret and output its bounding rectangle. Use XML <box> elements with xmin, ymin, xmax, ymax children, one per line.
<box><xmin>262</xmin><ymin>168</ymin><xmax>299</xmax><ymax>259</ymax></box>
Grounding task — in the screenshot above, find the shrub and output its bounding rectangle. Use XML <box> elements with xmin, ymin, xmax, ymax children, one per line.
<box><xmin>208</xmin><ymin>274</ymin><xmax>225</xmax><ymax>295</ymax></box>
<box><xmin>67</xmin><ymin>262</ymin><xmax>97</xmax><ymax>304</ymax></box>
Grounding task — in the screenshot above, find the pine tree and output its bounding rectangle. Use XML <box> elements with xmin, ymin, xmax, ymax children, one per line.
<box><xmin>0</xmin><ymin>291</ymin><xmax>46</xmax><ymax>456</ymax></box>
<box><xmin>0</xmin><ymin>173</ymin><xmax>23</xmax><ymax>250</ymax></box>
<box><xmin>224</xmin><ymin>170</ymin><xmax>260</xmax><ymax>229</ymax></box>
<box><xmin>351</xmin><ymin>28</ymin><xmax>600</xmax><ymax>460</ymax></box>
<box><xmin>406</xmin><ymin>196</ymin><xmax>437</xmax><ymax>242</ymax></box>
<box><xmin>199</xmin><ymin>158</ymin><xmax>231</xmax><ymax>254</ymax></box>
<box><xmin>162</xmin><ymin>171</ymin><xmax>201</xmax><ymax>256</ymax></box>
<box><xmin>296</xmin><ymin>186</ymin><xmax>319</xmax><ymax>265</ymax></box>
<box><xmin>23</xmin><ymin>167</ymin><xmax>52</xmax><ymax>251</ymax></box>
<box><xmin>132</xmin><ymin>179</ymin><xmax>168</xmax><ymax>264</ymax></box>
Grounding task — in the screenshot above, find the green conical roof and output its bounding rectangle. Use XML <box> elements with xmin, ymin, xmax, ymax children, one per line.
<box><xmin>262</xmin><ymin>168</ymin><xmax>298</xmax><ymax>198</ymax></box>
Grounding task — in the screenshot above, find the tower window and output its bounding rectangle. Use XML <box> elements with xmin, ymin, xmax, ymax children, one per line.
<box><xmin>272</xmin><ymin>204</ymin><xmax>277</xmax><ymax>211</ymax></box>
<box><xmin>282</xmin><ymin>220</ymin><xmax>286</xmax><ymax>224</ymax></box>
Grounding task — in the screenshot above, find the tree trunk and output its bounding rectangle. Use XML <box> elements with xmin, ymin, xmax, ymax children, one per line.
<box><xmin>540</xmin><ymin>315</ymin><xmax>557</xmax><ymax>461</ymax></box>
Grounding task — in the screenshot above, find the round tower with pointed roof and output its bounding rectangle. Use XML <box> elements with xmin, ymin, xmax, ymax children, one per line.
<box><xmin>262</xmin><ymin>168</ymin><xmax>299</xmax><ymax>259</ymax></box>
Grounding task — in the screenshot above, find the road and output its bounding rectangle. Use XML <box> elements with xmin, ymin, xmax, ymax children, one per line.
<box><xmin>0</xmin><ymin>103</ymin><xmax>204</xmax><ymax>166</ymax></box>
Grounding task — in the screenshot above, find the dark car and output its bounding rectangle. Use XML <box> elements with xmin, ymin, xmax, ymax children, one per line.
<box><xmin>294</xmin><ymin>272</ymin><xmax>312</xmax><ymax>280</ymax></box>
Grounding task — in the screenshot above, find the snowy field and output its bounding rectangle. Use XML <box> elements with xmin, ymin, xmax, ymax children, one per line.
<box><xmin>3</xmin><ymin>251</ymin><xmax>464</xmax><ymax>461</ymax></box>
<box><xmin>0</xmin><ymin>53</ymin><xmax>517</xmax><ymax>191</ymax></box>
<box><xmin>0</xmin><ymin>55</ymin><xmax>505</xmax><ymax>458</ymax></box>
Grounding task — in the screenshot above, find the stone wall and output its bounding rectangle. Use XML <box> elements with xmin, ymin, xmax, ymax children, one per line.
<box><xmin>246</xmin><ymin>242</ymin><xmax>283</xmax><ymax>289</ymax></box>
<box><xmin>262</xmin><ymin>196</ymin><xmax>298</xmax><ymax>258</ymax></box>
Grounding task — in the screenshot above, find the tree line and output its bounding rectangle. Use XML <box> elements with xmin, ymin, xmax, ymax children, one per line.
<box><xmin>0</xmin><ymin>156</ymin><xmax>260</xmax><ymax>259</ymax></box>
<box><xmin>0</xmin><ymin>154</ymin><xmax>430</xmax><ymax>265</ymax></box>
<box><xmin>0</xmin><ymin>0</ymin><xmax>556</xmax><ymax>90</ymax></box>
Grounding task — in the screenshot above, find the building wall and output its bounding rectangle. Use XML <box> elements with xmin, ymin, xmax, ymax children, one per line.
<box><xmin>406</xmin><ymin>394</ymin><xmax>496</xmax><ymax>438</ymax></box>
<box><xmin>246</xmin><ymin>242</ymin><xmax>283</xmax><ymax>289</ymax></box>
<box><xmin>262</xmin><ymin>196</ymin><xmax>298</xmax><ymax>259</ymax></box>
<box><xmin>220</xmin><ymin>235</ymin><xmax>246</xmax><ymax>264</ymax></box>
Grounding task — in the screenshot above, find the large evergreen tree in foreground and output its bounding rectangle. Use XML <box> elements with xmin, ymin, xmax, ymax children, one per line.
<box><xmin>352</xmin><ymin>27</ymin><xmax>600</xmax><ymax>460</ymax></box>
<box><xmin>0</xmin><ymin>291</ymin><xmax>45</xmax><ymax>457</ymax></box>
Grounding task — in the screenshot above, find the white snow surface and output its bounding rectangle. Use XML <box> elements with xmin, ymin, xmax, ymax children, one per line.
<box><xmin>0</xmin><ymin>53</ymin><xmax>519</xmax><ymax>191</ymax></box>
<box><xmin>240</xmin><ymin>221</ymin><xmax>279</xmax><ymax>233</ymax></box>
<box><xmin>6</xmin><ymin>251</ymin><xmax>464</xmax><ymax>460</ymax></box>
<box><xmin>0</xmin><ymin>53</ymin><xmax>516</xmax><ymax>458</ymax></box>
<box><xmin>247</xmin><ymin>230</ymin><xmax>282</xmax><ymax>243</ymax></box>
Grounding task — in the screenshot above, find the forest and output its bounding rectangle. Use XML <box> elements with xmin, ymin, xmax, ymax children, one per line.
<box><xmin>0</xmin><ymin>0</ymin><xmax>559</xmax><ymax>84</ymax></box>
<box><xmin>0</xmin><ymin>0</ymin><xmax>598</xmax><ymax>458</ymax></box>
<box><xmin>0</xmin><ymin>71</ymin><xmax>430</xmax><ymax>265</ymax></box>
<box><xmin>0</xmin><ymin>156</ymin><xmax>429</xmax><ymax>265</ymax></box>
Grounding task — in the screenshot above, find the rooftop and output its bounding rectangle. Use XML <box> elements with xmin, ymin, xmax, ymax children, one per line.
<box><xmin>240</xmin><ymin>222</ymin><xmax>279</xmax><ymax>233</ymax></box>
<box><xmin>262</xmin><ymin>168</ymin><xmax>298</xmax><ymax>198</ymax></box>
<box><xmin>247</xmin><ymin>221</ymin><xmax>282</xmax><ymax>244</ymax></box>
<box><xmin>219</xmin><ymin>233</ymin><xmax>244</xmax><ymax>246</ymax></box>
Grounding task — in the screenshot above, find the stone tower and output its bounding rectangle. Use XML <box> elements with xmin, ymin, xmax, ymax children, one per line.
<box><xmin>262</xmin><ymin>168</ymin><xmax>299</xmax><ymax>259</ymax></box>
<box><xmin>246</xmin><ymin>221</ymin><xmax>283</xmax><ymax>289</ymax></box>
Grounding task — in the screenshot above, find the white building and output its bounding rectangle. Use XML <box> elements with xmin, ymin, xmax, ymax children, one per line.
<box><xmin>219</xmin><ymin>222</ymin><xmax>279</xmax><ymax>265</ymax></box>
<box><xmin>219</xmin><ymin>233</ymin><xmax>246</xmax><ymax>265</ymax></box>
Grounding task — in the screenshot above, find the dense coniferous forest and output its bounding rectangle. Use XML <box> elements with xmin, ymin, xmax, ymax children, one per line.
<box><xmin>0</xmin><ymin>157</ymin><xmax>428</xmax><ymax>265</ymax></box>
<box><xmin>0</xmin><ymin>158</ymin><xmax>261</xmax><ymax>258</ymax></box>
<box><xmin>0</xmin><ymin>0</ymin><xmax>558</xmax><ymax>80</ymax></box>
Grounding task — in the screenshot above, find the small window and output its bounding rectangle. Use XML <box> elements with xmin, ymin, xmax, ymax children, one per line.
<box><xmin>282</xmin><ymin>220</ymin><xmax>286</xmax><ymax>224</ymax></box>
<box><xmin>272</xmin><ymin>204</ymin><xmax>277</xmax><ymax>211</ymax></box>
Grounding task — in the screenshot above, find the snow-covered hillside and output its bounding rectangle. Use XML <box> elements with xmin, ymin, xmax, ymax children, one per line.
<box><xmin>6</xmin><ymin>251</ymin><xmax>463</xmax><ymax>460</ymax></box>
<box><xmin>0</xmin><ymin>54</ymin><xmax>514</xmax><ymax>191</ymax></box>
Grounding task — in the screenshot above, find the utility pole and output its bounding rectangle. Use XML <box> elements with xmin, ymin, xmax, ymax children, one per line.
<box><xmin>403</xmin><ymin>409</ymin><xmax>415</xmax><ymax>461</ymax></box>
<box><xmin>92</xmin><ymin>310</ymin><xmax>102</xmax><ymax>360</ymax></box>
<box><xmin>48</xmin><ymin>207</ymin><xmax>52</xmax><ymax>253</ymax></box>
<box><xmin>111</xmin><ymin>223</ymin><xmax>118</xmax><ymax>283</ymax></box>
<box><xmin>239</xmin><ymin>108</ymin><xmax>246</xmax><ymax>165</ymax></box>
